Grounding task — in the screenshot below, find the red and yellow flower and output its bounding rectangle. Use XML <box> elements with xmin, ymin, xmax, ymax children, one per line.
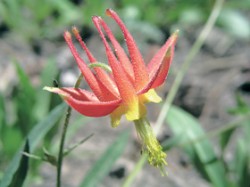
<box><xmin>44</xmin><ymin>9</ymin><xmax>178</xmax><ymax>170</ymax></box>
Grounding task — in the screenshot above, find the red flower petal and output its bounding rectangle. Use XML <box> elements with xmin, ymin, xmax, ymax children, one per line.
<box><xmin>72</xmin><ymin>27</ymin><xmax>120</xmax><ymax>98</ymax></box>
<box><xmin>44</xmin><ymin>87</ymin><xmax>99</xmax><ymax>101</ymax></box>
<box><xmin>44</xmin><ymin>87</ymin><xmax>121</xmax><ymax>117</ymax></box>
<box><xmin>97</xmin><ymin>17</ymin><xmax>135</xmax><ymax>83</ymax></box>
<box><xmin>141</xmin><ymin>31</ymin><xmax>178</xmax><ymax>92</ymax></box>
<box><xmin>106</xmin><ymin>9</ymin><xmax>149</xmax><ymax>91</ymax></box>
<box><xmin>92</xmin><ymin>16</ymin><xmax>138</xmax><ymax>104</ymax></box>
<box><xmin>64</xmin><ymin>32</ymin><xmax>117</xmax><ymax>101</ymax></box>
<box><xmin>149</xmin><ymin>47</ymin><xmax>174</xmax><ymax>89</ymax></box>
<box><xmin>72</xmin><ymin>27</ymin><xmax>96</xmax><ymax>63</ymax></box>
<box><xmin>67</xmin><ymin>98</ymin><xmax>121</xmax><ymax>117</ymax></box>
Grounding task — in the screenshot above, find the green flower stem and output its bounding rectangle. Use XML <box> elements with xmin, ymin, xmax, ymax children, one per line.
<box><xmin>56</xmin><ymin>74</ymin><xmax>82</xmax><ymax>187</ymax></box>
<box><xmin>122</xmin><ymin>0</ymin><xmax>224</xmax><ymax>186</ymax></box>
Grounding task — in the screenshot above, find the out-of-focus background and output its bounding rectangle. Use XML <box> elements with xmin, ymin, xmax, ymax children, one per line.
<box><xmin>0</xmin><ymin>0</ymin><xmax>250</xmax><ymax>187</ymax></box>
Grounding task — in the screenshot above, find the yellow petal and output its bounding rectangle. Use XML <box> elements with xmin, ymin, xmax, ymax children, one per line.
<box><xmin>110</xmin><ymin>96</ymin><xmax>147</xmax><ymax>127</ymax></box>
<box><xmin>110</xmin><ymin>105</ymin><xmax>126</xmax><ymax>128</ymax></box>
<box><xmin>125</xmin><ymin>98</ymin><xmax>147</xmax><ymax>121</ymax></box>
<box><xmin>142</xmin><ymin>89</ymin><xmax>162</xmax><ymax>103</ymax></box>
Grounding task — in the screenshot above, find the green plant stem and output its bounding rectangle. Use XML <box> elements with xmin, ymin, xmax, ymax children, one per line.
<box><xmin>122</xmin><ymin>0</ymin><xmax>224</xmax><ymax>186</ymax></box>
<box><xmin>56</xmin><ymin>75</ymin><xmax>82</xmax><ymax>187</ymax></box>
<box><xmin>56</xmin><ymin>107</ymin><xmax>71</xmax><ymax>187</ymax></box>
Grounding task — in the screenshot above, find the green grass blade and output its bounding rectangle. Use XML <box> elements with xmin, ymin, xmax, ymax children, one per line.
<box><xmin>232</xmin><ymin>139</ymin><xmax>248</xmax><ymax>186</ymax></box>
<box><xmin>13</xmin><ymin>61</ymin><xmax>36</xmax><ymax>135</ymax></box>
<box><xmin>166</xmin><ymin>105</ymin><xmax>228</xmax><ymax>187</ymax></box>
<box><xmin>14</xmin><ymin>61</ymin><xmax>35</xmax><ymax>102</ymax></box>
<box><xmin>80</xmin><ymin>130</ymin><xmax>129</xmax><ymax>187</ymax></box>
<box><xmin>28</xmin><ymin>103</ymin><xmax>66</xmax><ymax>152</ymax></box>
<box><xmin>219</xmin><ymin>126</ymin><xmax>236</xmax><ymax>152</ymax></box>
<box><xmin>33</xmin><ymin>58</ymin><xmax>59</xmax><ymax>121</ymax></box>
<box><xmin>0</xmin><ymin>93</ymin><xmax>6</xmax><ymax>139</ymax></box>
<box><xmin>7</xmin><ymin>140</ymin><xmax>29</xmax><ymax>187</ymax></box>
<box><xmin>0</xmin><ymin>103</ymin><xmax>66</xmax><ymax>187</ymax></box>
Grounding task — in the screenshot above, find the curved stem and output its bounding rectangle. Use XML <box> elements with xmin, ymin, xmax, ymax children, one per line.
<box><xmin>88</xmin><ymin>62</ymin><xmax>112</xmax><ymax>73</ymax></box>
<box><xmin>56</xmin><ymin>75</ymin><xmax>82</xmax><ymax>187</ymax></box>
<box><xmin>122</xmin><ymin>0</ymin><xmax>224</xmax><ymax>186</ymax></box>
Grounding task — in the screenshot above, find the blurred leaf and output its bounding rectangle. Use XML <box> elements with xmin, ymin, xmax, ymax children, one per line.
<box><xmin>226</xmin><ymin>0</ymin><xmax>250</xmax><ymax>9</ymax></box>
<box><xmin>228</xmin><ymin>93</ymin><xmax>250</xmax><ymax>115</ymax></box>
<box><xmin>162</xmin><ymin>135</ymin><xmax>182</xmax><ymax>151</ymax></box>
<box><xmin>33</xmin><ymin>59</ymin><xmax>59</xmax><ymax>121</ymax></box>
<box><xmin>218</xmin><ymin>9</ymin><xmax>250</xmax><ymax>40</ymax></box>
<box><xmin>14</xmin><ymin>61</ymin><xmax>36</xmax><ymax>135</ymax></box>
<box><xmin>121</xmin><ymin>6</ymin><xmax>141</xmax><ymax>20</ymax></box>
<box><xmin>40</xmin><ymin>59</ymin><xmax>59</xmax><ymax>91</ymax></box>
<box><xmin>242</xmin><ymin>120</ymin><xmax>250</xmax><ymax>145</ymax></box>
<box><xmin>81</xmin><ymin>0</ymin><xmax>112</xmax><ymax>26</ymax></box>
<box><xmin>28</xmin><ymin>103</ymin><xmax>66</xmax><ymax>151</ymax></box>
<box><xmin>25</xmin><ymin>0</ymin><xmax>53</xmax><ymax>21</ymax></box>
<box><xmin>232</xmin><ymin>139</ymin><xmax>249</xmax><ymax>187</ymax></box>
<box><xmin>124</xmin><ymin>20</ymin><xmax>164</xmax><ymax>44</ymax></box>
<box><xmin>227</xmin><ymin>92</ymin><xmax>250</xmax><ymax>153</ymax></box>
<box><xmin>80</xmin><ymin>130</ymin><xmax>129</xmax><ymax>187</ymax></box>
<box><xmin>8</xmin><ymin>140</ymin><xmax>29</xmax><ymax>187</ymax></box>
<box><xmin>0</xmin><ymin>93</ymin><xmax>6</xmax><ymax>139</ymax></box>
<box><xmin>0</xmin><ymin>0</ymin><xmax>83</xmax><ymax>40</ymax></box>
<box><xmin>2</xmin><ymin>126</ymin><xmax>23</xmax><ymax>156</ymax></box>
<box><xmin>179</xmin><ymin>8</ymin><xmax>204</xmax><ymax>26</ymax></box>
<box><xmin>219</xmin><ymin>127</ymin><xmax>236</xmax><ymax>152</ymax></box>
<box><xmin>0</xmin><ymin>0</ymin><xmax>22</xmax><ymax>29</ymax></box>
<box><xmin>166</xmin><ymin>105</ymin><xmax>228</xmax><ymax>187</ymax></box>
<box><xmin>50</xmin><ymin>0</ymin><xmax>79</xmax><ymax>23</ymax></box>
<box><xmin>0</xmin><ymin>103</ymin><xmax>66</xmax><ymax>187</ymax></box>
<box><xmin>14</xmin><ymin>61</ymin><xmax>35</xmax><ymax>101</ymax></box>
<box><xmin>226</xmin><ymin>92</ymin><xmax>250</xmax><ymax>186</ymax></box>
<box><xmin>0</xmin><ymin>140</ymin><xmax>29</xmax><ymax>187</ymax></box>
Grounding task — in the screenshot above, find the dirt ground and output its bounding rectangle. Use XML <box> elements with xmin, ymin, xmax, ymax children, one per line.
<box><xmin>0</xmin><ymin>22</ymin><xmax>249</xmax><ymax>187</ymax></box>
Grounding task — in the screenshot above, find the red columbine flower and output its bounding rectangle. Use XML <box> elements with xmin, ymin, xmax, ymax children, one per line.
<box><xmin>44</xmin><ymin>9</ymin><xmax>178</xmax><ymax>171</ymax></box>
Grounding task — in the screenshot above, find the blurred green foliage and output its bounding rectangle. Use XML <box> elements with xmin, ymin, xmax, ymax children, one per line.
<box><xmin>0</xmin><ymin>60</ymin><xmax>61</xmax><ymax>171</ymax></box>
<box><xmin>226</xmin><ymin>94</ymin><xmax>250</xmax><ymax>187</ymax></box>
<box><xmin>0</xmin><ymin>104</ymin><xmax>67</xmax><ymax>187</ymax></box>
<box><xmin>0</xmin><ymin>0</ymin><xmax>249</xmax><ymax>42</ymax></box>
<box><xmin>164</xmin><ymin>94</ymin><xmax>250</xmax><ymax>187</ymax></box>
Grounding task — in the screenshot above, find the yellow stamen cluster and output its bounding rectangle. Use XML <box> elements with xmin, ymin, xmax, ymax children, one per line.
<box><xmin>134</xmin><ymin>118</ymin><xmax>167</xmax><ymax>174</ymax></box>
